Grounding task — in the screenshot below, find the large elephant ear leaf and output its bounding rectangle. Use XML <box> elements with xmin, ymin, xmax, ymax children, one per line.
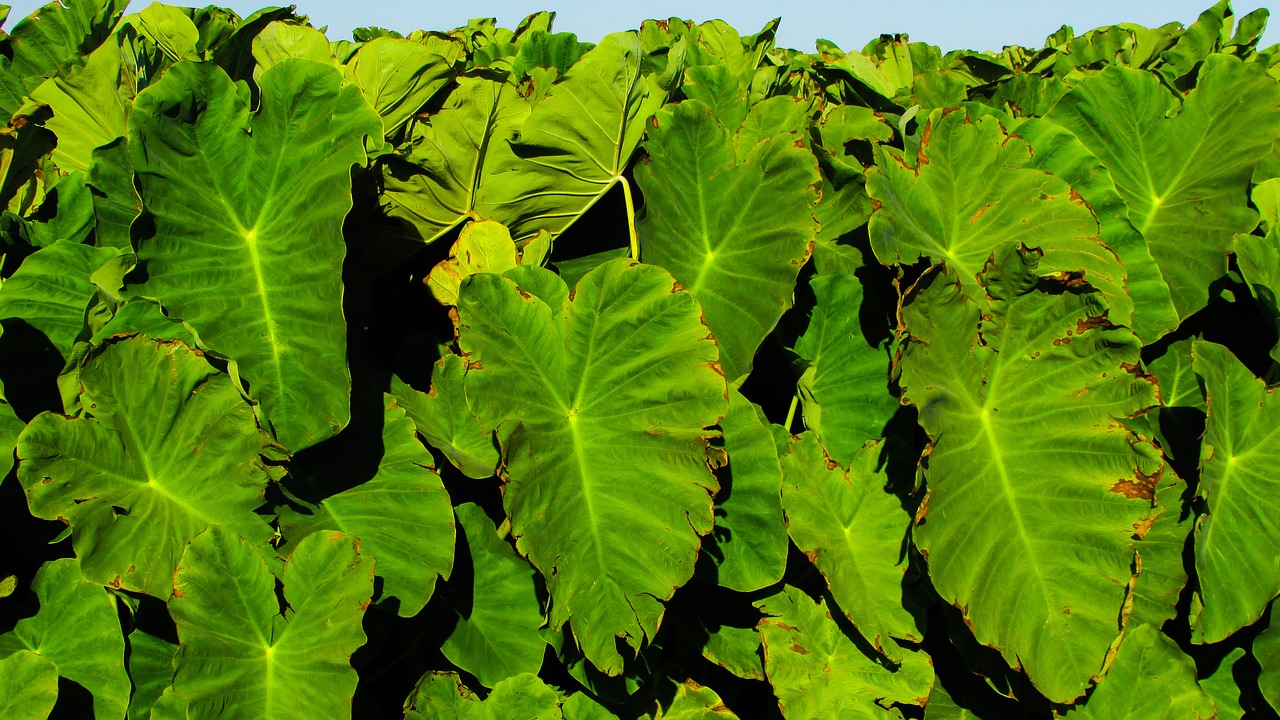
<box><xmin>635</xmin><ymin>98</ymin><xmax>819</xmax><ymax>383</ymax></box>
<box><xmin>0</xmin><ymin>0</ymin><xmax>128</xmax><ymax>120</ymax></box>
<box><xmin>17</xmin><ymin>336</ymin><xmax>280</xmax><ymax>597</ymax></box>
<box><xmin>1188</xmin><ymin>340</ymin><xmax>1280</xmax><ymax>643</ymax></box>
<box><xmin>379</xmin><ymin>77</ymin><xmax>530</xmax><ymax>246</ymax></box>
<box><xmin>486</xmin><ymin>31</ymin><xmax>666</xmax><ymax>242</ymax></box>
<box><xmin>1060</xmin><ymin>624</ymin><xmax>1215</xmax><ymax>719</ymax></box>
<box><xmin>456</xmin><ymin>258</ymin><xmax>726</xmax><ymax>675</ymax></box>
<box><xmin>170</xmin><ymin>527</ymin><xmax>374</xmax><ymax>720</ymax></box>
<box><xmin>896</xmin><ymin>246</ymin><xmax>1161</xmax><ymax>703</ymax></box>
<box><xmin>127</xmin><ymin>58</ymin><xmax>381</xmax><ymax>451</ymax></box>
<box><xmin>867</xmin><ymin>108</ymin><xmax>1131</xmax><ymax>325</ymax></box>
<box><xmin>0</xmin><ymin>650</ymin><xmax>58</xmax><ymax>719</ymax></box>
<box><xmin>756</xmin><ymin>586</ymin><xmax>934</xmax><ymax>719</ymax></box>
<box><xmin>0</xmin><ymin>328</ymin><xmax>23</xmax><ymax>480</ymax></box>
<box><xmin>277</xmin><ymin>394</ymin><xmax>455</xmax><ymax>618</ymax></box>
<box><xmin>0</xmin><ymin>558</ymin><xmax>130</xmax><ymax>719</ymax></box>
<box><xmin>780</xmin><ymin>432</ymin><xmax>920</xmax><ymax>663</ymax></box>
<box><xmin>1044</xmin><ymin>55</ymin><xmax>1280</xmax><ymax>323</ymax></box>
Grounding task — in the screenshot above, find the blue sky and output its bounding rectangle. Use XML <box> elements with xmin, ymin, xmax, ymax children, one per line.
<box><xmin>4</xmin><ymin>0</ymin><xmax>1277</xmax><ymax>53</ymax></box>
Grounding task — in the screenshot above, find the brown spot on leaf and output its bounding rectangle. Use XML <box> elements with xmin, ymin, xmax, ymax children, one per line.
<box><xmin>173</xmin><ymin>587</ymin><xmax>183</xmax><ymax>598</ymax></box>
<box><xmin>329</xmin><ymin>532</ymin><xmax>345</xmax><ymax>541</ymax></box>
<box><xmin>127</xmin><ymin>565</ymin><xmax>136</xmax><ymax>574</ymax></box>
<box><xmin>1062</xmin><ymin>606</ymin><xmax>1071</xmax><ymax>615</ymax></box>
<box><xmin>871</xmin><ymin>199</ymin><xmax>882</xmax><ymax>212</ymax></box>
<box><xmin>775</xmin><ymin>622</ymin><xmax>797</xmax><ymax>631</ymax></box>
<box><xmin>969</xmin><ymin>204</ymin><xmax>991</xmax><ymax>223</ymax></box>
<box><xmin>789</xmin><ymin>644</ymin><xmax>810</xmax><ymax>655</ymax></box>
<box><xmin>1110</xmin><ymin>465</ymin><xmax>1159</xmax><ymax>501</ymax></box>
<box><xmin>671</xmin><ymin>279</ymin><xmax>686</xmax><ymax>293</ymax></box>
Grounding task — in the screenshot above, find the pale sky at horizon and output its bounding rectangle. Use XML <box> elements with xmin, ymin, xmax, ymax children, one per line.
<box><xmin>3</xmin><ymin>0</ymin><xmax>1277</xmax><ymax>54</ymax></box>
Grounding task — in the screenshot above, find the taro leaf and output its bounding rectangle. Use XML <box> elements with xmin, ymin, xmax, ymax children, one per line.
<box><xmin>0</xmin><ymin>0</ymin><xmax>127</xmax><ymax>120</ymax></box>
<box><xmin>27</xmin><ymin>36</ymin><xmax>129</xmax><ymax>173</ymax></box>
<box><xmin>1258</xmin><ymin>624</ymin><xmax>1280</xmax><ymax>714</ymax></box>
<box><xmin>511</xmin><ymin>31</ymin><xmax>594</xmax><ymax>80</ymax></box>
<box><xmin>0</xmin><ymin>558</ymin><xmax>130</xmax><ymax>718</ymax></box>
<box><xmin>780</xmin><ymin>433</ymin><xmax>920</xmax><ymax>662</ymax></box>
<box><xmin>379</xmin><ymin>77</ymin><xmax>529</xmax><ymax>245</ymax></box>
<box><xmin>86</xmin><ymin>138</ymin><xmax>141</xmax><ymax>250</ymax></box>
<box><xmin>134</xmin><ymin>3</ymin><xmax>201</xmax><ymax>63</ymax></box>
<box><xmin>171</xmin><ymin>528</ymin><xmax>372</xmax><ymax>720</ymax></box>
<box><xmin>391</xmin><ymin>355</ymin><xmax>498</xmax><ymax>480</ymax></box>
<box><xmin>0</xmin><ymin>650</ymin><xmax>58</xmax><ymax>719</ymax></box>
<box><xmin>791</xmin><ymin>273</ymin><xmax>898</xmax><ymax>465</ymax></box>
<box><xmin>344</xmin><ymin>37</ymin><xmax>454</xmax><ymax>140</ymax></box>
<box><xmin>1013</xmin><ymin>117</ymin><xmax>1178</xmax><ymax>343</ymax></box>
<box><xmin>128</xmin><ymin>58</ymin><xmax>380</xmax><ymax>451</ymax></box>
<box><xmin>0</xmin><ymin>333</ymin><xmax>22</xmax><ymax>480</ymax></box>
<box><xmin>1189</xmin><ymin>340</ymin><xmax>1280</xmax><ymax>642</ymax></box>
<box><xmin>867</xmin><ymin>108</ymin><xmax>1131</xmax><ymax>325</ymax></box>
<box><xmin>922</xmin><ymin>685</ymin><xmax>976</xmax><ymax>720</ymax></box>
<box><xmin>896</xmin><ymin>247</ymin><xmax>1161</xmax><ymax>703</ymax></box>
<box><xmin>1044</xmin><ymin>55</ymin><xmax>1280</xmax><ymax>323</ymax></box>
<box><xmin>704</xmin><ymin>389</ymin><xmax>787</xmax><ymax>593</ymax></box>
<box><xmin>428</xmin><ymin>219</ymin><xmax>522</xmax><ymax>306</ymax></box>
<box><xmin>1148</xmin><ymin>337</ymin><xmax>1204</xmax><ymax>411</ymax></box>
<box><xmin>489</xmin><ymin>31</ymin><xmax>666</xmax><ymax>242</ymax></box>
<box><xmin>701</xmin><ymin>624</ymin><xmax>764</xmax><ymax>681</ymax></box>
<box><xmin>126</xmin><ymin>629</ymin><xmax>177</xmax><ymax>720</ymax></box>
<box><xmin>16</xmin><ymin>336</ymin><xmax>280</xmax><ymax>596</ymax></box>
<box><xmin>456</xmin><ymin>259</ymin><xmax>726</xmax><ymax>675</ymax></box>
<box><xmin>0</xmin><ymin>240</ymin><xmax>122</xmax><ymax>360</ymax></box>
<box><xmin>1059</xmin><ymin>624</ymin><xmax>1215</xmax><ymax>719</ymax></box>
<box><xmin>636</xmin><ymin>98</ymin><xmax>818</xmax><ymax>383</ymax></box>
<box><xmin>441</xmin><ymin>503</ymin><xmax>546</xmax><ymax>688</ymax></box>
<box><xmin>249</xmin><ymin>22</ymin><xmax>335</xmax><ymax>78</ymax></box>
<box><xmin>404</xmin><ymin>671</ymin><xmax>601</xmax><ymax>720</ymax></box>
<box><xmin>277</xmin><ymin>394</ymin><xmax>454</xmax><ymax>617</ymax></box>
<box><xmin>1203</xmin><ymin>647</ymin><xmax>1247</xmax><ymax>720</ymax></box>
<box><xmin>1128</xmin><ymin>470</ymin><xmax>1192</xmax><ymax>629</ymax></box>
<box><xmin>756</xmin><ymin>586</ymin><xmax>934</xmax><ymax>719</ymax></box>
<box><xmin>1238</xmin><ymin>180</ymin><xmax>1280</xmax><ymax>363</ymax></box>
<box><xmin>649</xmin><ymin>679</ymin><xmax>738</xmax><ymax>719</ymax></box>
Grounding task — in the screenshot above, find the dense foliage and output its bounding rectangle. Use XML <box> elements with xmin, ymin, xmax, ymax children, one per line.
<box><xmin>1</xmin><ymin>0</ymin><xmax>1279</xmax><ymax>717</ymax></box>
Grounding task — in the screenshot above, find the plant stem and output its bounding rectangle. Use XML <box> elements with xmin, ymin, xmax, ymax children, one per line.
<box><xmin>620</xmin><ymin>176</ymin><xmax>639</xmax><ymax>261</ymax></box>
<box><xmin>784</xmin><ymin>391</ymin><xmax>800</xmax><ymax>433</ymax></box>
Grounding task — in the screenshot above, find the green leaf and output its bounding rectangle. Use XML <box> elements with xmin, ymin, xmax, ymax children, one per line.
<box><xmin>0</xmin><ymin>650</ymin><xmax>58</xmax><ymax>719</ymax></box>
<box><xmin>428</xmin><ymin>219</ymin><xmax>522</xmax><ymax>306</ymax></box>
<box><xmin>456</xmin><ymin>259</ymin><xmax>726</xmax><ymax>674</ymax></box>
<box><xmin>1189</xmin><ymin>340</ymin><xmax>1280</xmax><ymax>642</ymax></box>
<box><xmin>756</xmin><ymin>586</ymin><xmax>934</xmax><ymax>719</ymax></box>
<box><xmin>702</xmin><ymin>389</ymin><xmax>787</xmax><ymax>592</ymax></box>
<box><xmin>0</xmin><ymin>333</ymin><xmax>22</xmax><ymax>481</ymax></box>
<box><xmin>170</xmin><ymin>528</ymin><xmax>374</xmax><ymax>720</ymax></box>
<box><xmin>126</xmin><ymin>628</ymin><xmax>177</xmax><ymax>720</ymax></box>
<box><xmin>780</xmin><ymin>433</ymin><xmax>920</xmax><ymax>662</ymax></box>
<box><xmin>380</xmin><ymin>76</ymin><xmax>529</xmax><ymax>245</ymax></box>
<box><xmin>0</xmin><ymin>240</ymin><xmax>122</xmax><ymax>360</ymax></box>
<box><xmin>1202</xmin><ymin>647</ymin><xmax>1247</xmax><ymax>720</ymax></box>
<box><xmin>636</xmin><ymin>97</ymin><xmax>818</xmax><ymax>383</ymax></box>
<box><xmin>0</xmin><ymin>558</ymin><xmax>129</xmax><ymax>718</ymax></box>
<box><xmin>17</xmin><ymin>336</ymin><xmax>280</xmax><ymax>596</ymax></box>
<box><xmin>27</xmin><ymin>35</ymin><xmax>129</xmax><ymax>173</ymax></box>
<box><xmin>868</xmin><ymin>108</ymin><xmax>1130</xmax><ymax>325</ymax></box>
<box><xmin>701</xmin><ymin>623</ymin><xmax>763</xmax><ymax>681</ymax></box>
<box><xmin>650</xmin><ymin>679</ymin><xmax>738</xmax><ymax>719</ymax></box>
<box><xmin>1059</xmin><ymin>624</ymin><xmax>1215</xmax><ymax>719</ymax></box>
<box><xmin>86</xmin><ymin>138</ymin><xmax>141</xmax><ymax>250</ymax></box>
<box><xmin>391</xmin><ymin>354</ymin><xmax>498</xmax><ymax>480</ymax></box>
<box><xmin>441</xmin><ymin>503</ymin><xmax>546</xmax><ymax>688</ymax></box>
<box><xmin>1044</xmin><ymin>56</ymin><xmax>1280</xmax><ymax>322</ymax></box>
<box><xmin>792</xmin><ymin>273</ymin><xmax>898</xmax><ymax>465</ymax></box>
<box><xmin>897</xmin><ymin>247</ymin><xmax>1161</xmax><ymax>703</ymax></box>
<box><xmin>922</xmin><ymin>685</ymin><xmax>977</xmax><ymax>720</ymax></box>
<box><xmin>249</xmin><ymin>21</ymin><xmax>335</xmax><ymax>79</ymax></box>
<box><xmin>279</xmin><ymin>394</ymin><xmax>454</xmax><ymax>617</ymax></box>
<box><xmin>134</xmin><ymin>2</ymin><xmax>201</xmax><ymax>62</ymax></box>
<box><xmin>1257</xmin><ymin>623</ymin><xmax>1280</xmax><ymax>715</ymax></box>
<box><xmin>1128</xmin><ymin>470</ymin><xmax>1192</xmax><ymax>629</ymax></box>
<box><xmin>1238</xmin><ymin>181</ymin><xmax>1280</xmax><ymax>363</ymax></box>
<box><xmin>1012</xmin><ymin>117</ymin><xmax>1178</xmax><ymax>343</ymax></box>
<box><xmin>404</xmin><ymin>671</ymin><xmax>600</xmax><ymax>720</ymax></box>
<box><xmin>344</xmin><ymin>37</ymin><xmax>454</xmax><ymax>140</ymax></box>
<box><xmin>1148</xmin><ymin>338</ymin><xmax>1204</xmax><ymax>411</ymax></box>
<box><xmin>128</xmin><ymin>58</ymin><xmax>380</xmax><ymax>451</ymax></box>
<box><xmin>0</xmin><ymin>0</ymin><xmax>127</xmax><ymax>120</ymax></box>
<box><xmin>488</xmin><ymin>31</ymin><xmax>665</xmax><ymax>242</ymax></box>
